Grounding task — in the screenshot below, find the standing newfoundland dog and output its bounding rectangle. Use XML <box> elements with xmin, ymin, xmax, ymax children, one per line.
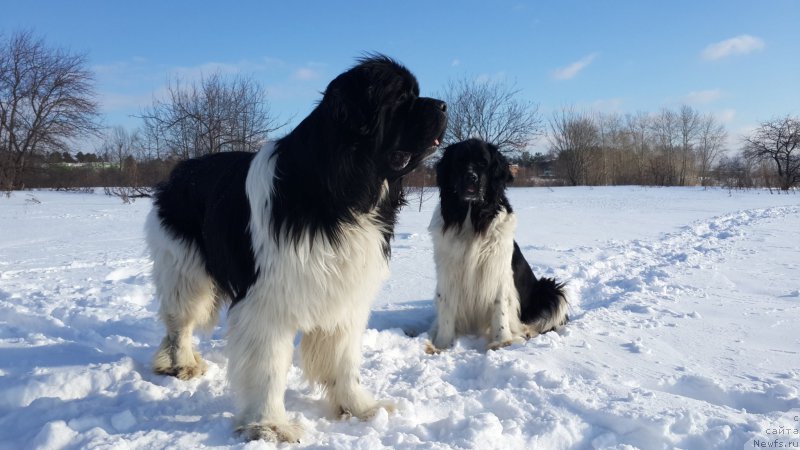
<box><xmin>145</xmin><ymin>55</ymin><xmax>447</xmax><ymax>442</ymax></box>
<box><xmin>427</xmin><ymin>139</ymin><xmax>568</xmax><ymax>352</ymax></box>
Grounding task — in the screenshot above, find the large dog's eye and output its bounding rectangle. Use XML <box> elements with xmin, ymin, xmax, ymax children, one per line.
<box><xmin>395</xmin><ymin>92</ymin><xmax>409</xmax><ymax>104</ymax></box>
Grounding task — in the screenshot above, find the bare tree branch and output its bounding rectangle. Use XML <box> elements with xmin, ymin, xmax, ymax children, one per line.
<box><xmin>438</xmin><ymin>77</ymin><xmax>543</xmax><ymax>154</ymax></box>
<box><xmin>137</xmin><ymin>72</ymin><xmax>285</xmax><ymax>160</ymax></box>
<box><xmin>0</xmin><ymin>30</ymin><xmax>100</xmax><ymax>189</ymax></box>
<box><xmin>547</xmin><ymin>107</ymin><xmax>599</xmax><ymax>186</ymax></box>
<box><xmin>743</xmin><ymin>115</ymin><xmax>800</xmax><ymax>190</ymax></box>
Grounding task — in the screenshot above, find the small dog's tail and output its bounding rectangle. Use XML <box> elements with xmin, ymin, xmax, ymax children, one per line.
<box><xmin>520</xmin><ymin>277</ymin><xmax>569</xmax><ymax>335</ymax></box>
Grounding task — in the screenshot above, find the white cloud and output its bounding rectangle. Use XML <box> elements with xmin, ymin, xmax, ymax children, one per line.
<box><xmin>683</xmin><ymin>89</ymin><xmax>723</xmax><ymax>104</ymax></box>
<box><xmin>171</xmin><ymin>62</ymin><xmax>243</xmax><ymax>80</ymax></box>
<box><xmin>552</xmin><ymin>53</ymin><xmax>598</xmax><ymax>80</ymax></box>
<box><xmin>718</xmin><ymin>109</ymin><xmax>736</xmax><ymax>123</ymax></box>
<box><xmin>292</xmin><ymin>68</ymin><xmax>319</xmax><ymax>81</ymax></box>
<box><xmin>99</xmin><ymin>91</ymin><xmax>156</xmax><ymax>111</ymax></box>
<box><xmin>590</xmin><ymin>97</ymin><xmax>624</xmax><ymax>112</ymax></box>
<box><xmin>475</xmin><ymin>71</ymin><xmax>507</xmax><ymax>84</ymax></box>
<box><xmin>451</xmin><ymin>59</ymin><xmax>461</xmax><ymax>67</ymax></box>
<box><xmin>702</xmin><ymin>35</ymin><xmax>765</xmax><ymax>60</ymax></box>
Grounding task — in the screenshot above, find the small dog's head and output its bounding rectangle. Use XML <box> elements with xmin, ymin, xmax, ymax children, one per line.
<box><xmin>435</xmin><ymin>139</ymin><xmax>513</xmax><ymax>204</ymax></box>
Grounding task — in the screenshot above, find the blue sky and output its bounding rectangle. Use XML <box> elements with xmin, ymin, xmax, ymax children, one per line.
<box><xmin>3</xmin><ymin>0</ymin><xmax>799</xmax><ymax>152</ymax></box>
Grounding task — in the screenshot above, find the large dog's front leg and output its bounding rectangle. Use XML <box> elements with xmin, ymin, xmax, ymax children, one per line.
<box><xmin>301</xmin><ymin>323</ymin><xmax>394</xmax><ymax>420</ymax></box>
<box><xmin>227</xmin><ymin>303</ymin><xmax>302</xmax><ymax>443</ymax></box>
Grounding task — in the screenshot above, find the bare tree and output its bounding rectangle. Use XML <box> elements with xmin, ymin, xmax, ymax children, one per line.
<box><xmin>743</xmin><ymin>116</ymin><xmax>800</xmax><ymax>190</ymax></box>
<box><xmin>715</xmin><ymin>155</ymin><xmax>748</xmax><ymax>189</ymax></box>
<box><xmin>696</xmin><ymin>114</ymin><xmax>727</xmax><ymax>186</ymax></box>
<box><xmin>102</xmin><ymin>126</ymin><xmax>141</xmax><ymax>173</ymax></box>
<box><xmin>649</xmin><ymin>108</ymin><xmax>680</xmax><ymax>185</ymax></box>
<box><xmin>596</xmin><ymin>112</ymin><xmax>629</xmax><ymax>185</ymax></box>
<box><xmin>624</xmin><ymin>111</ymin><xmax>651</xmax><ymax>184</ymax></box>
<box><xmin>139</xmin><ymin>72</ymin><xmax>283</xmax><ymax>160</ymax></box>
<box><xmin>438</xmin><ymin>76</ymin><xmax>543</xmax><ymax>154</ymax></box>
<box><xmin>548</xmin><ymin>108</ymin><xmax>599</xmax><ymax>185</ymax></box>
<box><xmin>677</xmin><ymin>105</ymin><xmax>701</xmax><ymax>185</ymax></box>
<box><xmin>0</xmin><ymin>30</ymin><xmax>100</xmax><ymax>190</ymax></box>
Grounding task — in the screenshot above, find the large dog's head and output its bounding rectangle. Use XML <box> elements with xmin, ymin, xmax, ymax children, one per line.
<box><xmin>318</xmin><ymin>55</ymin><xmax>448</xmax><ymax>179</ymax></box>
<box><xmin>435</xmin><ymin>139</ymin><xmax>513</xmax><ymax>205</ymax></box>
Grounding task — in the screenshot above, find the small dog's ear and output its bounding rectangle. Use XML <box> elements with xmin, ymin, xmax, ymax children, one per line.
<box><xmin>504</xmin><ymin>164</ymin><xmax>514</xmax><ymax>183</ymax></box>
<box><xmin>435</xmin><ymin>150</ymin><xmax>449</xmax><ymax>189</ymax></box>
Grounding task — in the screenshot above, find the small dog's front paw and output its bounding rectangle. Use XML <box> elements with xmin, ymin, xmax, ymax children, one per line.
<box><xmin>424</xmin><ymin>341</ymin><xmax>443</xmax><ymax>355</ymax></box>
<box><xmin>521</xmin><ymin>325</ymin><xmax>537</xmax><ymax>339</ymax></box>
<box><xmin>487</xmin><ymin>337</ymin><xmax>523</xmax><ymax>351</ymax></box>
<box><xmin>236</xmin><ymin>420</ymin><xmax>304</xmax><ymax>443</ymax></box>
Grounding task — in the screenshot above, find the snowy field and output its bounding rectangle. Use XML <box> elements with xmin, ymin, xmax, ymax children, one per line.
<box><xmin>1</xmin><ymin>186</ymin><xmax>799</xmax><ymax>449</ymax></box>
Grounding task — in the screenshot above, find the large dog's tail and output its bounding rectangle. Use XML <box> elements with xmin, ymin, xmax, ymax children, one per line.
<box><xmin>520</xmin><ymin>277</ymin><xmax>569</xmax><ymax>335</ymax></box>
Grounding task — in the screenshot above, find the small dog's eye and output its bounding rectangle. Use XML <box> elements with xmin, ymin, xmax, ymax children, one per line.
<box><xmin>396</xmin><ymin>93</ymin><xmax>408</xmax><ymax>104</ymax></box>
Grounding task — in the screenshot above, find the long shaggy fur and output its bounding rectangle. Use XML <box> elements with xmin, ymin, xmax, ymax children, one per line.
<box><xmin>145</xmin><ymin>55</ymin><xmax>447</xmax><ymax>442</ymax></box>
<box><xmin>427</xmin><ymin>139</ymin><xmax>568</xmax><ymax>352</ymax></box>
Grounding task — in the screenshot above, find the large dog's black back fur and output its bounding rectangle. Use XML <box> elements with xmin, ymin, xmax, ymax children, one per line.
<box><xmin>154</xmin><ymin>152</ymin><xmax>257</xmax><ymax>302</ymax></box>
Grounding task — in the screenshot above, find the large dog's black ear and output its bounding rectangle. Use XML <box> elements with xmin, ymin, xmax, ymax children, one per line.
<box><xmin>324</xmin><ymin>85</ymin><xmax>369</xmax><ymax>134</ymax></box>
<box><xmin>321</xmin><ymin>69</ymin><xmax>378</xmax><ymax>135</ymax></box>
<box><xmin>488</xmin><ymin>143</ymin><xmax>513</xmax><ymax>184</ymax></box>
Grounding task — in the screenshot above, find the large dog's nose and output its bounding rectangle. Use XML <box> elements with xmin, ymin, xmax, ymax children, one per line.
<box><xmin>465</xmin><ymin>171</ymin><xmax>479</xmax><ymax>184</ymax></box>
<box><xmin>420</xmin><ymin>97</ymin><xmax>447</xmax><ymax>113</ymax></box>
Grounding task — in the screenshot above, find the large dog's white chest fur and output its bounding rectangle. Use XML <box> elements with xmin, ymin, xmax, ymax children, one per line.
<box><xmin>428</xmin><ymin>205</ymin><xmax>520</xmax><ymax>339</ymax></box>
<box><xmin>243</xmin><ymin>146</ymin><xmax>390</xmax><ymax>332</ymax></box>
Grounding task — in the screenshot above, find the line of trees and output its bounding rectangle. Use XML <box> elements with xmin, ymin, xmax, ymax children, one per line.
<box><xmin>2</xmin><ymin>30</ymin><xmax>798</xmax><ymax>194</ymax></box>
<box><xmin>437</xmin><ymin>77</ymin><xmax>797</xmax><ymax>190</ymax></box>
<box><xmin>548</xmin><ymin>105</ymin><xmax>729</xmax><ymax>187</ymax></box>
<box><xmin>1</xmin><ymin>30</ymin><xmax>282</xmax><ymax>193</ymax></box>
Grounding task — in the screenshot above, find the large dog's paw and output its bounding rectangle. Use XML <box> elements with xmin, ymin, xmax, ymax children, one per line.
<box><xmin>172</xmin><ymin>354</ymin><xmax>208</xmax><ymax>380</ymax></box>
<box><xmin>339</xmin><ymin>399</ymin><xmax>396</xmax><ymax>421</ymax></box>
<box><xmin>236</xmin><ymin>420</ymin><xmax>304</xmax><ymax>443</ymax></box>
<box><xmin>153</xmin><ymin>349</ymin><xmax>207</xmax><ymax>380</ymax></box>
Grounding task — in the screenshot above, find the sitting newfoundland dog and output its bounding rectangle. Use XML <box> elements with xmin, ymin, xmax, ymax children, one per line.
<box><xmin>145</xmin><ymin>55</ymin><xmax>447</xmax><ymax>442</ymax></box>
<box><xmin>427</xmin><ymin>139</ymin><xmax>568</xmax><ymax>352</ymax></box>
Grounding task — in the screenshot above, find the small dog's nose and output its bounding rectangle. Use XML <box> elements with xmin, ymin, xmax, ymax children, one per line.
<box><xmin>467</xmin><ymin>172</ymin><xmax>478</xmax><ymax>183</ymax></box>
<box><xmin>438</xmin><ymin>101</ymin><xmax>447</xmax><ymax>112</ymax></box>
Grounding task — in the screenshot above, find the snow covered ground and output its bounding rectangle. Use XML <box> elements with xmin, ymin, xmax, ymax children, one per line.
<box><xmin>0</xmin><ymin>186</ymin><xmax>798</xmax><ymax>449</ymax></box>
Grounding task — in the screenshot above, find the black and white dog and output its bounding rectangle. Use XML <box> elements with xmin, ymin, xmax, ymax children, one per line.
<box><xmin>145</xmin><ymin>55</ymin><xmax>447</xmax><ymax>442</ymax></box>
<box><xmin>427</xmin><ymin>139</ymin><xmax>568</xmax><ymax>352</ymax></box>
